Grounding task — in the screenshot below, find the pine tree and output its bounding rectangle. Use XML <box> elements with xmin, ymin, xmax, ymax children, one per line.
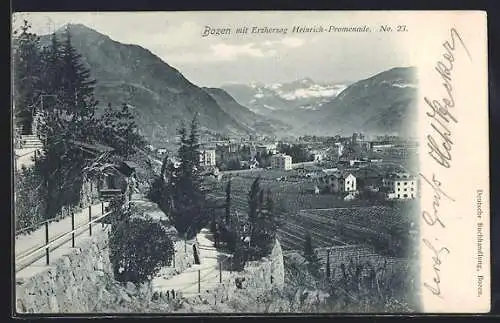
<box><xmin>160</xmin><ymin>153</ymin><xmax>170</xmax><ymax>182</ymax></box>
<box><xmin>40</xmin><ymin>32</ymin><xmax>64</xmax><ymax>99</ymax></box>
<box><xmin>248</xmin><ymin>176</ymin><xmax>261</xmax><ymax>225</ymax></box>
<box><xmin>304</xmin><ymin>231</ymin><xmax>321</xmax><ymax>277</ymax></box>
<box><xmin>59</xmin><ymin>26</ymin><xmax>98</xmax><ymax>138</ymax></box>
<box><xmin>225</xmin><ymin>179</ymin><xmax>231</xmax><ymax>224</ymax></box>
<box><xmin>96</xmin><ymin>103</ymin><xmax>146</xmax><ymax>158</ymax></box>
<box><xmin>258</xmin><ymin>189</ymin><xmax>278</xmax><ymax>254</ymax></box>
<box><xmin>148</xmin><ymin>152</ymin><xmax>170</xmax><ymax>206</ymax></box>
<box><xmin>188</xmin><ymin>114</ymin><xmax>201</xmax><ymax>173</ymax></box>
<box><xmin>176</xmin><ymin>123</ymin><xmax>189</xmax><ymax>179</ymax></box>
<box><xmin>247</xmin><ymin>181</ymin><xmax>278</xmax><ymax>259</ymax></box>
<box><xmin>247</xmin><ymin>176</ymin><xmax>261</xmax><ymax>252</ymax></box>
<box><xmin>13</xmin><ymin>20</ymin><xmax>43</xmax><ymax>134</ymax></box>
<box><xmin>33</xmin><ymin>26</ymin><xmax>99</xmax><ymax>219</ymax></box>
<box><xmin>170</xmin><ymin>116</ymin><xmax>207</xmax><ymax>238</ymax></box>
<box><xmin>326</xmin><ymin>249</ymin><xmax>331</xmax><ymax>279</ymax></box>
<box><xmin>12</xmin><ymin>24</ymin><xmax>63</xmax><ymax>219</ymax></box>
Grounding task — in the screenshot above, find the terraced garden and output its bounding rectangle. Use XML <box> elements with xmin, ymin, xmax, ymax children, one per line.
<box><xmin>277</xmin><ymin>205</ymin><xmax>419</xmax><ymax>258</ymax></box>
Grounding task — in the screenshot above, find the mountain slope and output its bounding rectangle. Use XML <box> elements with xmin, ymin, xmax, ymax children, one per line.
<box><xmin>311</xmin><ymin>67</ymin><xmax>418</xmax><ymax>137</ymax></box>
<box><xmin>222</xmin><ymin>79</ymin><xmax>347</xmax><ymax>114</ymax></box>
<box><xmin>221</xmin><ymin>78</ymin><xmax>347</xmax><ymax>134</ymax></box>
<box><xmin>43</xmin><ymin>24</ymin><xmax>255</xmax><ymax>145</ymax></box>
<box><xmin>202</xmin><ymin>87</ymin><xmax>292</xmax><ymax>136</ymax></box>
<box><xmin>221</xmin><ymin>68</ymin><xmax>417</xmax><ymax>137</ymax></box>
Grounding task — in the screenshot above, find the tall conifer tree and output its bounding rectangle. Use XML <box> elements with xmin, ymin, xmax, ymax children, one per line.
<box><xmin>13</xmin><ymin>20</ymin><xmax>43</xmax><ymax>134</ymax></box>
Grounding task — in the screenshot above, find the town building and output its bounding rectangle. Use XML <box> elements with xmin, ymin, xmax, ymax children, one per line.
<box><xmin>200</xmin><ymin>149</ymin><xmax>216</xmax><ymax>167</ymax></box>
<box><xmin>371</xmin><ymin>143</ymin><xmax>395</xmax><ymax>153</ymax></box>
<box><xmin>316</xmin><ymin>172</ymin><xmax>357</xmax><ymax>194</ymax></box>
<box><xmin>353</xmin><ymin>167</ymin><xmax>384</xmax><ymax>191</ymax></box>
<box><xmin>295</xmin><ymin>165</ymin><xmax>324</xmax><ymax>178</ymax></box>
<box><xmin>333</xmin><ymin>142</ymin><xmax>344</xmax><ymax>157</ymax></box>
<box><xmin>322</xmin><ymin>168</ymin><xmax>339</xmax><ymax>176</ymax></box>
<box><xmin>249</xmin><ymin>159</ymin><xmax>259</xmax><ymax>169</ymax></box>
<box><xmin>311</xmin><ymin>149</ymin><xmax>328</xmax><ymax>163</ymax></box>
<box><xmin>271</xmin><ymin>153</ymin><xmax>292</xmax><ymax>170</ymax></box>
<box><xmin>382</xmin><ymin>172</ymin><xmax>417</xmax><ymax>199</ymax></box>
<box><xmin>241</xmin><ymin>159</ymin><xmax>260</xmax><ymax>169</ymax></box>
<box><xmin>387</xmin><ymin>144</ymin><xmax>419</xmax><ymax>159</ymax></box>
<box><xmin>349</xmin><ymin>159</ymin><xmax>369</xmax><ymax>167</ymax></box>
<box><xmin>338</xmin><ymin>173</ymin><xmax>357</xmax><ymax>193</ymax></box>
<box><xmin>256</xmin><ymin>142</ymin><xmax>278</xmax><ymax>156</ymax></box>
<box><xmin>255</xmin><ymin>145</ymin><xmax>268</xmax><ymax>158</ymax></box>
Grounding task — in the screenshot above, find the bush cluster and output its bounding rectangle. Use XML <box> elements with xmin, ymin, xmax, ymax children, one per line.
<box><xmin>108</xmin><ymin>214</ymin><xmax>175</xmax><ymax>284</ymax></box>
<box><xmin>15</xmin><ymin>167</ymin><xmax>48</xmax><ymax>234</ymax></box>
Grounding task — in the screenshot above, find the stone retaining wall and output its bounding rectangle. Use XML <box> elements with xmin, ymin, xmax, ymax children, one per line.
<box><xmin>211</xmin><ymin>239</ymin><xmax>285</xmax><ymax>302</ymax></box>
<box><xmin>15</xmin><ymin>229</ymin><xmax>114</xmax><ymax>313</ymax></box>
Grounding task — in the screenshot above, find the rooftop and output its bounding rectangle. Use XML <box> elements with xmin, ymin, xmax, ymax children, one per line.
<box><xmin>295</xmin><ymin>165</ymin><xmax>323</xmax><ymax>171</ymax></box>
<box><xmin>386</xmin><ymin>172</ymin><xmax>415</xmax><ymax>179</ymax></box>
<box><xmin>322</xmin><ymin>168</ymin><xmax>339</xmax><ymax>175</ymax></box>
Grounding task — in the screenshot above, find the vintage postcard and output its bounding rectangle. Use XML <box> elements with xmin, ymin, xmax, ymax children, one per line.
<box><xmin>12</xmin><ymin>11</ymin><xmax>489</xmax><ymax>314</ymax></box>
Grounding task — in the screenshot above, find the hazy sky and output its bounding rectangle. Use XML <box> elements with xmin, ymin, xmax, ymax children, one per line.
<box><xmin>13</xmin><ymin>11</ymin><xmax>414</xmax><ymax>87</ymax></box>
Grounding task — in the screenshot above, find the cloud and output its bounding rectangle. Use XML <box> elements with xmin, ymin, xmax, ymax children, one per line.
<box><xmin>280</xmin><ymin>37</ymin><xmax>305</xmax><ymax>48</ymax></box>
<box><xmin>166</xmin><ymin>42</ymin><xmax>279</xmax><ymax>63</ymax></box>
<box><xmin>261</xmin><ymin>37</ymin><xmax>305</xmax><ymax>48</ymax></box>
<box><xmin>210</xmin><ymin>43</ymin><xmax>278</xmax><ymax>60</ymax></box>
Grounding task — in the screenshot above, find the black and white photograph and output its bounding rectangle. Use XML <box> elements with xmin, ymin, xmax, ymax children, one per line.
<box><xmin>12</xmin><ymin>11</ymin><xmax>489</xmax><ymax>314</ymax></box>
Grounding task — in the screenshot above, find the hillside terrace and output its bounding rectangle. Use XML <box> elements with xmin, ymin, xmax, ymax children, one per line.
<box><xmin>278</xmin><ymin>203</ymin><xmax>419</xmax><ymax>257</ymax></box>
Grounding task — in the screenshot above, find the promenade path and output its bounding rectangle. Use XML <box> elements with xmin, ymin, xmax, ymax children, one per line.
<box><xmin>15</xmin><ymin>201</ymin><xmax>110</xmax><ymax>280</ymax></box>
<box><xmin>151</xmin><ymin>228</ymin><xmax>233</xmax><ymax>297</ymax></box>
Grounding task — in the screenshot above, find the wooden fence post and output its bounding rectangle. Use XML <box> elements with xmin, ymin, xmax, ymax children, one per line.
<box><xmin>45</xmin><ymin>222</ymin><xmax>49</xmax><ymax>265</ymax></box>
<box><xmin>88</xmin><ymin>205</ymin><xmax>92</xmax><ymax>236</ymax></box>
<box><xmin>71</xmin><ymin>211</ymin><xmax>75</xmax><ymax>248</ymax></box>
<box><xmin>101</xmin><ymin>202</ymin><xmax>105</xmax><ymax>228</ymax></box>
<box><xmin>198</xmin><ymin>270</ymin><xmax>201</xmax><ymax>293</ymax></box>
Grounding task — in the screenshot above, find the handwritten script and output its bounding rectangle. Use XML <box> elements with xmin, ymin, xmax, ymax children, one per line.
<box><xmin>424</xmin><ymin>28</ymin><xmax>472</xmax><ymax>169</ymax></box>
<box><xmin>422</xmin><ymin>238</ymin><xmax>451</xmax><ymax>298</ymax></box>
<box><xmin>421</xmin><ymin>28</ymin><xmax>471</xmax><ymax>298</ymax></box>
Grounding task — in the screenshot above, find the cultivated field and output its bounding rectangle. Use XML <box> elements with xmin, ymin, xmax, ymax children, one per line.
<box><xmin>207</xmin><ymin>169</ymin><xmax>393</xmax><ymax>216</ymax></box>
<box><xmin>206</xmin><ymin>167</ymin><xmax>419</xmax><ymax>259</ymax></box>
<box><xmin>277</xmin><ymin>204</ymin><xmax>419</xmax><ymax>257</ymax></box>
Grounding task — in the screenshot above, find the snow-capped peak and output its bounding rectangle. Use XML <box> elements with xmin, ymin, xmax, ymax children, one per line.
<box><xmin>278</xmin><ymin>83</ymin><xmax>347</xmax><ymax>101</ymax></box>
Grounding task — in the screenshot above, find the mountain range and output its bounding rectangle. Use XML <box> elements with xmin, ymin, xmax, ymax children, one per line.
<box><xmin>222</xmin><ymin>78</ymin><xmax>348</xmax><ymax>114</ymax></box>
<box><xmin>222</xmin><ymin>68</ymin><xmax>418</xmax><ymax>137</ymax></box>
<box><xmin>41</xmin><ymin>24</ymin><xmax>418</xmax><ymax>145</ymax></box>
<box><xmin>312</xmin><ymin>67</ymin><xmax>418</xmax><ymax>137</ymax></box>
<box><xmin>43</xmin><ymin>24</ymin><xmax>282</xmax><ymax>146</ymax></box>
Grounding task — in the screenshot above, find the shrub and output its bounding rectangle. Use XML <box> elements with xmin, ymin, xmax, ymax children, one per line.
<box><xmin>108</xmin><ymin>215</ymin><xmax>174</xmax><ymax>284</ymax></box>
<box><xmin>147</xmin><ymin>176</ymin><xmax>164</xmax><ymax>205</ymax></box>
<box><xmin>326</xmin><ymin>257</ymin><xmax>417</xmax><ymax>312</ymax></box>
<box><xmin>219</xmin><ymin>226</ymin><xmax>238</xmax><ymax>252</ymax></box>
<box><xmin>101</xmin><ymin>195</ymin><xmax>127</xmax><ymax>225</ymax></box>
<box><xmin>15</xmin><ymin>167</ymin><xmax>48</xmax><ymax>234</ymax></box>
<box><xmin>231</xmin><ymin>245</ymin><xmax>247</xmax><ymax>272</ymax></box>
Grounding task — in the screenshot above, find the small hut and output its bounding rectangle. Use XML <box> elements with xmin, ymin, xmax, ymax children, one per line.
<box><xmin>99</xmin><ymin>160</ymin><xmax>137</xmax><ymax>201</ymax></box>
<box><xmin>69</xmin><ymin>140</ymin><xmax>137</xmax><ymax>201</ymax></box>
